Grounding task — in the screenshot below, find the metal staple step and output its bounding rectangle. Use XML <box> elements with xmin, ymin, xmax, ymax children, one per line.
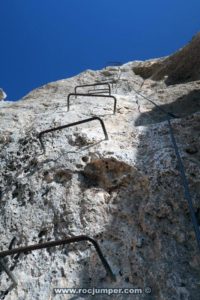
<box><xmin>0</xmin><ymin>235</ymin><xmax>116</xmax><ymax>284</ymax></box>
<box><xmin>38</xmin><ymin>116</ymin><xmax>109</xmax><ymax>152</ymax></box>
<box><xmin>67</xmin><ymin>93</ymin><xmax>117</xmax><ymax>114</ymax></box>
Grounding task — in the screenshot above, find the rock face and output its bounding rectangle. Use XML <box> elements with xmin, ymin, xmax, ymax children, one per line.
<box><xmin>133</xmin><ymin>32</ymin><xmax>200</xmax><ymax>85</ymax></box>
<box><xmin>0</xmin><ymin>89</ymin><xmax>7</xmax><ymax>101</ymax></box>
<box><xmin>0</xmin><ymin>35</ymin><xmax>200</xmax><ymax>300</ymax></box>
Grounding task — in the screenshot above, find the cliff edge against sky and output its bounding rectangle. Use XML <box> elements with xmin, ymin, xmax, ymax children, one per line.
<box><xmin>0</xmin><ymin>34</ymin><xmax>200</xmax><ymax>300</ymax></box>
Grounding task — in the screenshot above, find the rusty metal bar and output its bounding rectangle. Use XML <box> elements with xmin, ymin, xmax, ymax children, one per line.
<box><xmin>0</xmin><ymin>238</ymin><xmax>18</xmax><ymax>294</ymax></box>
<box><xmin>0</xmin><ymin>259</ymin><xmax>17</xmax><ymax>291</ymax></box>
<box><xmin>67</xmin><ymin>93</ymin><xmax>117</xmax><ymax>114</ymax></box>
<box><xmin>38</xmin><ymin>116</ymin><xmax>108</xmax><ymax>151</ymax></box>
<box><xmin>88</xmin><ymin>89</ymin><xmax>110</xmax><ymax>95</ymax></box>
<box><xmin>8</xmin><ymin>237</ymin><xmax>17</xmax><ymax>251</ymax></box>
<box><xmin>0</xmin><ymin>235</ymin><xmax>116</xmax><ymax>281</ymax></box>
<box><xmin>74</xmin><ymin>82</ymin><xmax>111</xmax><ymax>96</ymax></box>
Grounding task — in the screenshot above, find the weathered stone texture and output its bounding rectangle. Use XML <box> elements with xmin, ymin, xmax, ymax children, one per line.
<box><xmin>0</xmin><ymin>35</ymin><xmax>200</xmax><ymax>300</ymax></box>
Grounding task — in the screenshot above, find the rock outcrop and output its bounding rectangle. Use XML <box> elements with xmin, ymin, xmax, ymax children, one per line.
<box><xmin>0</xmin><ymin>89</ymin><xmax>7</xmax><ymax>101</ymax></box>
<box><xmin>0</xmin><ymin>34</ymin><xmax>200</xmax><ymax>300</ymax></box>
<box><xmin>133</xmin><ymin>32</ymin><xmax>200</xmax><ymax>85</ymax></box>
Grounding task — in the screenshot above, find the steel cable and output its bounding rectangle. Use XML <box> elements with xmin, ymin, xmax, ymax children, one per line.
<box><xmin>132</xmin><ymin>86</ymin><xmax>200</xmax><ymax>250</ymax></box>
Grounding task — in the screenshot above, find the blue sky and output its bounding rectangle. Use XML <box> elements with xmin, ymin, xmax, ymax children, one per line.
<box><xmin>1</xmin><ymin>0</ymin><xmax>200</xmax><ymax>101</ymax></box>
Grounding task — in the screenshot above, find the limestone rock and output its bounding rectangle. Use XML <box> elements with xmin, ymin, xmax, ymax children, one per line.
<box><xmin>133</xmin><ymin>32</ymin><xmax>200</xmax><ymax>85</ymax></box>
<box><xmin>0</xmin><ymin>35</ymin><xmax>200</xmax><ymax>300</ymax></box>
<box><xmin>0</xmin><ymin>89</ymin><xmax>7</xmax><ymax>101</ymax></box>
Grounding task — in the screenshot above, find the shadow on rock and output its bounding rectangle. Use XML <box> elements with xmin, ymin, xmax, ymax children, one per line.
<box><xmin>135</xmin><ymin>89</ymin><xmax>200</xmax><ymax>126</ymax></box>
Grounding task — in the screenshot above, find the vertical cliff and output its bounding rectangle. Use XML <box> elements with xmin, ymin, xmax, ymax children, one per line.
<box><xmin>0</xmin><ymin>36</ymin><xmax>200</xmax><ymax>300</ymax></box>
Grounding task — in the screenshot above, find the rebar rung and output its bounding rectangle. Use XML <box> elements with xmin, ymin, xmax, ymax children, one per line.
<box><xmin>74</xmin><ymin>82</ymin><xmax>111</xmax><ymax>95</ymax></box>
<box><xmin>0</xmin><ymin>235</ymin><xmax>116</xmax><ymax>281</ymax></box>
<box><xmin>0</xmin><ymin>259</ymin><xmax>17</xmax><ymax>290</ymax></box>
<box><xmin>88</xmin><ymin>90</ymin><xmax>110</xmax><ymax>95</ymax></box>
<box><xmin>38</xmin><ymin>116</ymin><xmax>108</xmax><ymax>151</ymax></box>
<box><xmin>67</xmin><ymin>93</ymin><xmax>117</xmax><ymax>114</ymax></box>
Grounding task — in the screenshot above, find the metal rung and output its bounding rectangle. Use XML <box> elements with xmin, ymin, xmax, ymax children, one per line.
<box><xmin>0</xmin><ymin>259</ymin><xmax>17</xmax><ymax>293</ymax></box>
<box><xmin>38</xmin><ymin>117</ymin><xmax>108</xmax><ymax>152</ymax></box>
<box><xmin>67</xmin><ymin>93</ymin><xmax>117</xmax><ymax>114</ymax></box>
<box><xmin>88</xmin><ymin>88</ymin><xmax>110</xmax><ymax>92</ymax></box>
<box><xmin>88</xmin><ymin>89</ymin><xmax>110</xmax><ymax>95</ymax></box>
<box><xmin>0</xmin><ymin>235</ymin><xmax>116</xmax><ymax>281</ymax></box>
<box><xmin>74</xmin><ymin>82</ymin><xmax>111</xmax><ymax>96</ymax></box>
<box><xmin>0</xmin><ymin>238</ymin><xmax>18</xmax><ymax>295</ymax></box>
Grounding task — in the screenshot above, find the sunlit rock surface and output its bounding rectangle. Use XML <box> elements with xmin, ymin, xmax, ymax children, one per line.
<box><xmin>0</xmin><ymin>35</ymin><xmax>200</xmax><ymax>300</ymax></box>
<box><xmin>0</xmin><ymin>89</ymin><xmax>7</xmax><ymax>101</ymax></box>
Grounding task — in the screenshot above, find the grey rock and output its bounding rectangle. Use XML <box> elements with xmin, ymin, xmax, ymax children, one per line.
<box><xmin>0</xmin><ymin>89</ymin><xmax>7</xmax><ymax>101</ymax></box>
<box><xmin>0</xmin><ymin>36</ymin><xmax>200</xmax><ymax>300</ymax></box>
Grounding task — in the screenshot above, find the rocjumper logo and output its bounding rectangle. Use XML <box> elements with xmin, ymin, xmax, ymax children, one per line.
<box><xmin>54</xmin><ymin>287</ymin><xmax>152</xmax><ymax>296</ymax></box>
